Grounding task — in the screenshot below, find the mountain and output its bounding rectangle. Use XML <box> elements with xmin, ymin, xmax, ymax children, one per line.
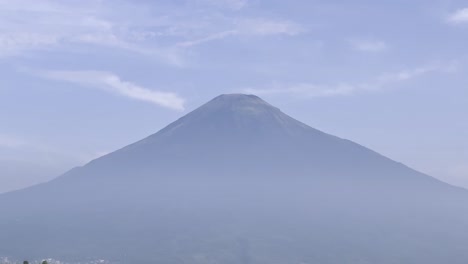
<box><xmin>1</xmin><ymin>94</ymin><xmax>468</xmax><ymax>264</ymax></box>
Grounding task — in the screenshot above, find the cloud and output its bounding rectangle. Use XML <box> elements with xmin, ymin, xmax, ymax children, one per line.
<box><xmin>0</xmin><ymin>0</ymin><xmax>185</xmax><ymax>65</ymax></box>
<box><xmin>244</xmin><ymin>83</ymin><xmax>355</xmax><ymax>97</ymax></box>
<box><xmin>244</xmin><ymin>63</ymin><xmax>457</xmax><ymax>98</ymax></box>
<box><xmin>177</xmin><ymin>30</ymin><xmax>238</xmax><ymax>47</ymax></box>
<box><xmin>35</xmin><ymin>70</ymin><xmax>186</xmax><ymax>111</ymax></box>
<box><xmin>177</xmin><ymin>18</ymin><xmax>304</xmax><ymax>47</ymax></box>
<box><xmin>0</xmin><ymin>33</ymin><xmax>59</xmax><ymax>57</ymax></box>
<box><xmin>0</xmin><ymin>0</ymin><xmax>304</xmax><ymax>65</ymax></box>
<box><xmin>0</xmin><ymin>1</ymin><xmax>104</xmax><ymax>55</ymax></box>
<box><xmin>448</xmin><ymin>8</ymin><xmax>468</xmax><ymax>24</ymax></box>
<box><xmin>350</xmin><ymin>39</ymin><xmax>388</xmax><ymax>52</ymax></box>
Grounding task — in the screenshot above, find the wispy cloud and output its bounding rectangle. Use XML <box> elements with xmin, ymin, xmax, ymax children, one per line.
<box><xmin>0</xmin><ymin>1</ymin><xmax>186</xmax><ymax>65</ymax></box>
<box><xmin>0</xmin><ymin>0</ymin><xmax>303</xmax><ymax>64</ymax></box>
<box><xmin>350</xmin><ymin>39</ymin><xmax>388</xmax><ymax>52</ymax></box>
<box><xmin>34</xmin><ymin>70</ymin><xmax>186</xmax><ymax>111</ymax></box>
<box><xmin>177</xmin><ymin>18</ymin><xmax>304</xmax><ymax>47</ymax></box>
<box><xmin>244</xmin><ymin>63</ymin><xmax>457</xmax><ymax>98</ymax></box>
<box><xmin>177</xmin><ymin>30</ymin><xmax>238</xmax><ymax>47</ymax></box>
<box><xmin>0</xmin><ymin>33</ymin><xmax>59</xmax><ymax>57</ymax></box>
<box><xmin>448</xmin><ymin>8</ymin><xmax>468</xmax><ymax>24</ymax></box>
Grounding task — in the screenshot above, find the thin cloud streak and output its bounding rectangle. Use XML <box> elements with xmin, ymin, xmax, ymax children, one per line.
<box><xmin>244</xmin><ymin>63</ymin><xmax>457</xmax><ymax>98</ymax></box>
<box><xmin>177</xmin><ymin>30</ymin><xmax>238</xmax><ymax>47</ymax></box>
<box><xmin>177</xmin><ymin>18</ymin><xmax>305</xmax><ymax>47</ymax></box>
<box><xmin>35</xmin><ymin>70</ymin><xmax>186</xmax><ymax>111</ymax></box>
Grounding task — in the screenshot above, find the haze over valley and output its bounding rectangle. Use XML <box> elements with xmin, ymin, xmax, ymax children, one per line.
<box><xmin>1</xmin><ymin>0</ymin><xmax>468</xmax><ymax>263</ymax></box>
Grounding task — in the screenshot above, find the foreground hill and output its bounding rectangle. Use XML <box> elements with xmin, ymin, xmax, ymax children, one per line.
<box><xmin>1</xmin><ymin>94</ymin><xmax>468</xmax><ymax>263</ymax></box>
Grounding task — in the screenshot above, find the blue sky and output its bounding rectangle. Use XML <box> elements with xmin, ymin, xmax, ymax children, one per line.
<box><xmin>0</xmin><ymin>0</ymin><xmax>467</xmax><ymax>192</ymax></box>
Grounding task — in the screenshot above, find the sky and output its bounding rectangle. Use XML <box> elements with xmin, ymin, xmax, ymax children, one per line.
<box><xmin>0</xmin><ymin>0</ymin><xmax>467</xmax><ymax>192</ymax></box>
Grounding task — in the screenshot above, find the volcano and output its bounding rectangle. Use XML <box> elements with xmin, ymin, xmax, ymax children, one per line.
<box><xmin>1</xmin><ymin>94</ymin><xmax>468</xmax><ymax>264</ymax></box>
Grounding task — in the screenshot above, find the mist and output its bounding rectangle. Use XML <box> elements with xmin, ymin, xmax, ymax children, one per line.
<box><xmin>1</xmin><ymin>95</ymin><xmax>468</xmax><ymax>263</ymax></box>
<box><xmin>1</xmin><ymin>1</ymin><xmax>468</xmax><ymax>263</ymax></box>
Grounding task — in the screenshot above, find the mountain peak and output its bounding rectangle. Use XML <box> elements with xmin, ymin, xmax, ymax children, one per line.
<box><xmin>129</xmin><ymin>94</ymin><xmax>313</xmax><ymax>150</ymax></box>
<box><xmin>205</xmin><ymin>93</ymin><xmax>274</xmax><ymax>111</ymax></box>
<box><xmin>212</xmin><ymin>93</ymin><xmax>262</xmax><ymax>102</ymax></box>
<box><xmin>154</xmin><ymin>94</ymin><xmax>304</xmax><ymax>138</ymax></box>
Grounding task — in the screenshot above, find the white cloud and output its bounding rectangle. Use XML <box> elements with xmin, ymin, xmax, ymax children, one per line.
<box><xmin>350</xmin><ymin>39</ymin><xmax>388</xmax><ymax>52</ymax></box>
<box><xmin>244</xmin><ymin>63</ymin><xmax>457</xmax><ymax>98</ymax></box>
<box><xmin>448</xmin><ymin>8</ymin><xmax>468</xmax><ymax>24</ymax></box>
<box><xmin>35</xmin><ymin>70</ymin><xmax>186</xmax><ymax>111</ymax></box>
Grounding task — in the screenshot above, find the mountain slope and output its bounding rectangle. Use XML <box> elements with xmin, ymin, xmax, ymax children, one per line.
<box><xmin>1</xmin><ymin>94</ymin><xmax>468</xmax><ymax>264</ymax></box>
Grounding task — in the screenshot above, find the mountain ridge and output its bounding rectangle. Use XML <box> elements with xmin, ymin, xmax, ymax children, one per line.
<box><xmin>1</xmin><ymin>94</ymin><xmax>468</xmax><ymax>264</ymax></box>
<box><xmin>5</xmin><ymin>94</ymin><xmax>462</xmax><ymax>195</ymax></box>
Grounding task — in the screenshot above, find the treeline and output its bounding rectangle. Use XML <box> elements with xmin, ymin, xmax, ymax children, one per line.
<box><xmin>23</xmin><ymin>261</ymin><xmax>48</xmax><ymax>264</ymax></box>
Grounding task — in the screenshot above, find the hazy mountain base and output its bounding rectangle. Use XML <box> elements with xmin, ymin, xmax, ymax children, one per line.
<box><xmin>2</xmin><ymin>177</ymin><xmax>468</xmax><ymax>264</ymax></box>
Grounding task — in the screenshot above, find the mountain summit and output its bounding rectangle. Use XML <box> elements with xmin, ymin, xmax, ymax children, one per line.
<box><xmin>1</xmin><ymin>94</ymin><xmax>468</xmax><ymax>264</ymax></box>
<box><xmin>147</xmin><ymin>93</ymin><xmax>314</xmax><ymax>140</ymax></box>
